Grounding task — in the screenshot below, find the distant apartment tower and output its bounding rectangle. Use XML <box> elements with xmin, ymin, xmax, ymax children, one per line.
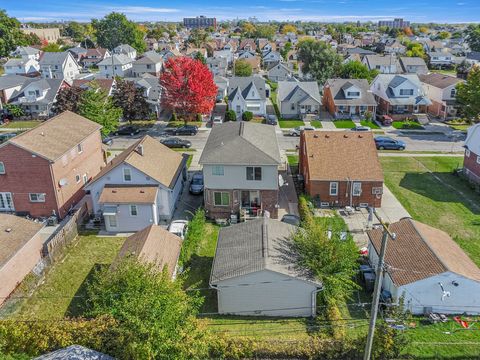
<box><xmin>378</xmin><ymin>18</ymin><xmax>410</xmax><ymax>29</ymax></box>
<box><xmin>183</xmin><ymin>16</ymin><xmax>217</xmax><ymax>29</ymax></box>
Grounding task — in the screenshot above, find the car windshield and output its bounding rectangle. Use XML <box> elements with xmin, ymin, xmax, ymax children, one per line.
<box><xmin>192</xmin><ymin>177</ymin><xmax>203</xmax><ymax>185</ymax></box>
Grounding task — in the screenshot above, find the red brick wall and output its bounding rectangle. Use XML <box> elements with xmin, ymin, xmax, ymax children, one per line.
<box><xmin>464</xmin><ymin>150</ymin><xmax>480</xmax><ymax>184</ymax></box>
<box><xmin>323</xmin><ymin>86</ymin><xmax>335</xmax><ymax>114</ymax></box>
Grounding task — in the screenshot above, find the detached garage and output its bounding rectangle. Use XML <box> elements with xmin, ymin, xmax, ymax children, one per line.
<box><xmin>210</xmin><ymin>218</ymin><xmax>322</xmax><ymax>317</ymax></box>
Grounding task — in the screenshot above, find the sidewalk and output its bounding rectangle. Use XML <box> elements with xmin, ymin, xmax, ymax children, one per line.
<box><xmin>278</xmin><ymin>170</ymin><xmax>299</xmax><ymax>218</ymax></box>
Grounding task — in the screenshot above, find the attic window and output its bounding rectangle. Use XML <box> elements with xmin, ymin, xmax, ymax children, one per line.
<box><xmin>77</xmin><ymin>143</ymin><xmax>83</xmax><ymax>154</ymax></box>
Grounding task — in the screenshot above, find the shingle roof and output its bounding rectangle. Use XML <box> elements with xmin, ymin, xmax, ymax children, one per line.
<box><xmin>364</xmin><ymin>55</ymin><xmax>401</xmax><ymax>70</ymax></box>
<box><xmin>134</xmin><ymin>53</ymin><xmax>163</xmax><ymax>65</ymax></box>
<box><xmin>326</xmin><ymin>78</ymin><xmax>377</xmax><ymax>106</ymax></box>
<box><xmin>97</xmin><ymin>54</ymin><xmax>133</xmax><ymax>66</ymax></box>
<box><xmin>367</xmin><ymin>218</ymin><xmax>480</xmax><ymax>286</ymax></box>
<box><xmin>114</xmin><ymin>225</ymin><xmax>182</xmax><ymax>277</ymax></box>
<box><xmin>301</xmin><ymin>131</ymin><xmax>383</xmax><ymax>182</ymax></box>
<box><xmin>418</xmin><ymin>73</ymin><xmax>462</xmax><ymax>89</ymax></box>
<box><xmin>227</xmin><ymin>76</ymin><xmax>266</xmax><ymax>100</ymax></box>
<box><xmin>39</xmin><ymin>51</ymin><xmax>70</xmax><ymax>66</ymax></box>
<box><xmin>0</xmin><ymin>214</ymin><xmax>43</xmax><ymax>268</ymax></box>
<box><xmin>6</xmin><ymin>111</ymin><xmax>101</xmax><ymax>161</ymax></box>
<box><xmin>114</xmin><ymin>44</ymin><xmax>136</xmax><ymax>53</ymax></box>
<box><xmin>399</xmin><ymin>56</ymin><xmax>428</xmax><ymax>67</ymax></box>
<box><xmin>210</xmin><ymin>218</ymin><xmax>321</xmax><ymax>285</ymax></box>
<box><xmin>199</xmin><ymin>122</ymin><xmax>281</xmax><ymax>165</ymax></box>
<box><xmin>465</xmin><ymin>123</ymin><xmax>480</xmax><ymax>156</ymax></box>
<box><xmin>89</xmin><ymin>135</ymin><xmax>186</xmax><ymax>189</ymax></box>
<box><xmin>99</xmin><ymin>185</ymin><xmax>158</xmax><ymax>204</ymax></box>
<box><xmin>0</xmin><ymin>74</ymin><xmax>29</xmax><ymax>90</ymax></box>
<box><xmin>277</xmin><ymin>81</ymin><xmax>322</xmax><ymax>105</ymax></box>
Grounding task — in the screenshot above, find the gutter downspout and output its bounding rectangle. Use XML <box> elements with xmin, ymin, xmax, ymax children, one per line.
<box><xmin>311</xmin><ymin>286</ymin><xmax>324</xmax><ymax>318</ymax></box>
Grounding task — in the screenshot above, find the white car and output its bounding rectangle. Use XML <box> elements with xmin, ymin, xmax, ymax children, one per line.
<box><xmin>168</xmin><ymin>220</ymin><xmax>188</xmax><ymax>240</ymax></box>
<box><xmin>212</xmin><ymin>115</ymin><xmax>223</xmax><ymax>126</ymax></box>
<box><xmin>289</xmin><ymin>126</ymin><xmax>315</xmax><ymax>136</ymax></box>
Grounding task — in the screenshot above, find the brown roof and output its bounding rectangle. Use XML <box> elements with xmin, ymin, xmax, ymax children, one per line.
<box><xmin>418</xmin><ymin>73</ymin><xmax>463</xmax><ymax>89</ymax></box>
<box><xmin>367</xmin><ymin>218</ymin><xmax>480</xmax><ymax>286</ymax></box>
<box><xmin>242</xmin><ymin>57</ymin><xmax>261</xmax><ymax>71</ymax></box>
<box><xmin>0</xmin><ymin>214</ymin><xmax>43</xmax><ymax>267</ymax></box>
<box><xmin>6</xmin><ymin>111</ymin><xmax>101</xmax><ymax>161</ymax></box>
<box><xmin>115</xmin><ymin>225</ymin><xmax>182</xmax><ymax>277</ymax></box>
<box><xmin>301</xmin><ymin>131</ymin><xmax>383</xmax><ymax>182</ymax></box>
<box><xmin>89</xmin><ymin>136</ymin><xmax>186</xmax><ymax>189</ymax></box>
<box><xmin>72</xmin><ymin>79</ymin><xmax>115</xmax><ymax>93</ymax></box>
<box><xmin>98</xmin><ymin>185</ymin><xmax>158</xmax><ymax>204</ymax></box>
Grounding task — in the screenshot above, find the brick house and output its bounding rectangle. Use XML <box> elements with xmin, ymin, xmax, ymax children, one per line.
<box><xmin>299</xmin><ymin>131</ymin><xmax>384</xmax><ymax>208</ymax></box>
<box><xmin>0</xmin><ymin>111</ymin><xmax>105</xmax><ymax>218</ymax></box>
<box><xmin>464</xmin><ymin>124</ymin><xmax>480</xmax><ymax>185</ymax></box>
<box><xmin>199</xmin><ymin>122</ymin><xmax>281</xmax><ymax>221</ymax></box>
<box><xmin>323</xmin><ymin>79</ymin><xmax>377</xmax><ymax>118</ymax></box>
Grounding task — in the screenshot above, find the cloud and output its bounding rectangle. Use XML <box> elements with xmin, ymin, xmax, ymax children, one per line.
<box><xmin>112</xmin><ymin>6</ymin><xmax>180</xmax><ymax>13</ymax></box>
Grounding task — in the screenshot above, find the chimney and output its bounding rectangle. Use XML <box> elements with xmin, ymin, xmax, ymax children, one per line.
<box><xmin>136</xmin><ymin>144</ymin><xmax>144</xmax><ymax>156</ymax></box>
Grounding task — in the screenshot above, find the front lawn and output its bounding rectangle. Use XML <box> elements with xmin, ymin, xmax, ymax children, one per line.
<box><xmin>168</xmin><ymin>121</ymin><xmax>203</xmax><ymax>128</ymax></box>
<box><xmin>310</xmin><ymin>120</ymin><xmax>323</xmax><ymax>128</ymax></box>
<box><xmin>278</xmin><ymin>120</ymin><xmax>305</xmax><ymax>129</ymax></box>
<box><xmin>333</xmin><ymin>120</ymin><xmax>355</xmax><ymax>129</ymax></box>
<box><xmin>287</xmin><ymin>154</ymin><xmax>299</xmax><ymax>165</ymax></box>
<box><xmin>1</xmin><ymin>120</ymin><xmax>41</xmax><ymax>129</ymax></box>
<box><xmin>392</xmin><ymin>121</ymin><xmax>424</xmax><ymax>130</ymax></box>
<box><xmin>13</xmin><ymin>234</ymin><xmax>125</xmax><ymax>320</ymax></box>
<box><xmin>360</xmin><ymin>120</ymin><xmax>380</xmax><ymax>129</ymax></box>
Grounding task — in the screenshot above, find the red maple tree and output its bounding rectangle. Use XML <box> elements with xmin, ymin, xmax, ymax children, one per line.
<box><xmin>160</xmin><ymin>56</ymin><xmax>217</xmax><ymax>122</ymax></box>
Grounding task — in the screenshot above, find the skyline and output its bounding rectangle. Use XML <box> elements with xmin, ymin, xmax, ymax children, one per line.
<box><xmin>3</xmin><ymin>0</ymin><xmax>480</xmax><ymax>24</ymax></box>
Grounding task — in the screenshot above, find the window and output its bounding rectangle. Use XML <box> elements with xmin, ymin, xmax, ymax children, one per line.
<box><xmin>0</xmin><ymin>162</ymin><xmax>4</xmax><ymax>174</ymax></box>
<box><xmin>29</xmin><ymin>193</ymin><xmax>45</xmax><ymax>202</ymax></box>
<box><xmin>329</xmin><ymin>182</ymin><xmax>338</xmax><ymax>196</ymax></box>
<box><xmin>477</xmin><ymin>156</ymin><xmax>480</xmax><ymax>165</ymax></box>
<box><xmin>291</xmin><ymin>103</ymin><xmax>295</xmax><ymax>110</ymax></box>
<box><xmin>214</xmin><ymin>192</ymin><xmax>230</xmax><ymax>206</ymax></box>
<box><xmin>212</xmin><ymin>165</ymin><xmax>224</xmax><ymax>176</ymax></box>
<box><xmin>400</xmin><ymin>89</ymin><xmax>414</xmax><ymax>96</ymax></box>
<box><xmin>347</xmin><ymin>91</ymin><xmax>360</xmax><ymax>97</ymax></box>
<box><xmin>77</xmin><ymin>143</ymin><xmax>83</xmax><ymax>153</ymax></box>
<box><xmin>466</xmin><ymin>149</ymin><xmax>470</xmax><ymax>157</ymax></box>
<box><xmin>83</xmin><ymin>174</ymin><xmax>88</xmax><ymax>184</ymax></box>
<box><xmin>0</xmin><ymin>192</ymin><xmax>14</xmax><ymax>211</ymax></box>
<box><xmin>130</xmin><ymin>205</ymin><xmax>138</xmax><ymax>216</ymax></box>
<box><xmin>450</xmin><ymin>88</ymin><xmax>456</xmax><ymax>98</ymax></box>
<box><xmin>352</xmin><ymin>182</ymin><xmax>362</xmax><ymax>196</ymax></box>
<box><xmin>123</xmin><ymin>168</ymin><xmax>132</xmax><ymax>181</ymax></box>
<box><xmin>246</xmin><ymin>167</ymin><xmax>262</xmax><ymax>181</ymax></box>
<box><xmin>75</xmin><ymin>174</ymin><xmax>81</xmax><ymax>183</ymax></box>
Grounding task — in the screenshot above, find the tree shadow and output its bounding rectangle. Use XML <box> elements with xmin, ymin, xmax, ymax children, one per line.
<box><xmin>182</xmin><ymin>254</ymin><xmax>217</xmax><ymax>314</ymax></box>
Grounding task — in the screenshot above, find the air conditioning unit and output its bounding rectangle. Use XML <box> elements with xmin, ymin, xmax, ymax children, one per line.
<box><xmin>372</xmin><ymin>187</ymin><xmax>383</xmax><ymax>195</ymax></box>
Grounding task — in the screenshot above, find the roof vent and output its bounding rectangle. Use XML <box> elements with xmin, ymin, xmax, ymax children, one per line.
<box><xmin>325</xmin><ymin>134</ymin><xmax>329</xmax><ymax>138</ymax></box>
<box><xmin>112</xmin><ymin>190</ymin><xmax>117</xmax><ymax>193</ymax></box>
<box><xmin>344</xmin><ymin>134</ymin><xmax>349</xmax><ymax>138</ymax></box>
<box><xmin>40</xmin><ymin>132</ymin><xmax>45</xmax><ymax>136</ymax></box>
<box><xmin>136</xmin><ymin>144</ymin><xmax>144</xmax><ymax>156</ymax></box>
<box><xmin>314</xmin><ymin>134</ymin><xmax>319</xmax><ymax>138</ymax></box>
<box><xmin>140</xmin><ymin>190</ymin><xmax>145</xmax><ymax>193</ymax></box>
<box><xmin>5</xmin><ymin>228</ymin><xmax>12</xmax><ymax>233</ymax></box>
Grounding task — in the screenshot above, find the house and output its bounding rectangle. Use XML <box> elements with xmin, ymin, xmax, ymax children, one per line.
<box><xmin>10</xmin><ymin>46</ymin><xmax>41</xmax><ymax>61</ymax></box>
<box><xmin>239</xmin><ymin>39</ymin><xmax>256</xmax><ymax>52</ymax></box>
<box><xmin>185</xmin><ymin>47</ymin><xmax>208</xmax><ymax>59</ymax></box>
<box><xmin>267</xmin><ymin>62</ymin><xmax>294</xmax><ymax>82</ymax></box>
<box><xmin>68</xmin><ymin>46</ymin><xmax>88</xmax><ymax>62</ymax></box>
<box><xmin>213</xmin><ymin>49</ymin><xmax>234</xmax><ymax>64</ymax></box>
<box><xmin>277</xmin><ymin>81</ymin><xmax>321</xmax><ymax>119</ymax></box>
<box><xmin>383</xmin><ymin>40</ymin><xmax>406</xmax><ymax>55</ymax></box>
<box><xmin>80</xmin><ymin>48</ymin><xmax>110</xmax><ymax>68</ymax></box>
<box><xmin>323</xmin><ymin>79</ymin><xmax>377</xmax><ymax>118</ymax></box>
<box><xmin>399</xmin><ymin>57</ymin><xmax>429</xmax><ymax>75</ymax></box>
<box><xmin>0</xmin><ymin>75</ymin><xmax>30</xmax><ymax>107</ymax></box>
<box><xmin>0</xmin><ymin>111</ymin><xmax>105</xmax><ymax>218</ymax></box>
<box><xmin>132</xmin><ymin>53</ymin><xmax>163</xmax><ymax>77</ymax></box>
<box><xmin>9</xmin><ymin>78</ymin><xmax>67</xmax><ymax>118</ymax></box>
<box><xmin>214</xmin><ymin>75</ymin><xmax>229</xmax><ymax>101</ymax></box>
<box><xmin>114</xmin><ymin>225</ymin><xmax>182</xmax><ymax>278</ymax></box>
<box><xmin>237</xmin><ymin>50</ymin><xmax>256</xmax><ymax>60</ymax></box>
<box><xmin>370</xmin><ymin>74</ymin><xmax>432</xmax><ymax>119</ymax></box>
<box><xmin>113</xmin><ymin>44</ymin><xmax>137</xmax><ymax>60</ymax></box>
<box><xmin>367</xmin><ymin>218</ymin><xmax>480</xmax><ymax>315</ymax></box>
<box><xmin>206</xmin><ymin>56</ymin><xmax>228</xmax><ymax>77</ymax></box>
<box><xmin>34</xmin><ymin>345</ymin><xmax>114</xmax><ymax>360</ymax></box>
<box><xmin>84</xmin><ymin>136</ymin><xmax>187</xmax><ymax>232</ymax></box>
<box><xmin>362</xmin><ymin>55</ymin><xmax>402</xmax><ymax>74</ymax></box>
<box><xmin>39</xmin><ymin>52</ymin><xmax>81</xmax><ymax>83</ymax></box>
<box><xmin>97</xmin><ymin>54</ymin><xmax>134</xmax><ymax>78</ymax></box>
<box><xmin>199</xmin><ymin>122</ymin><xmax>281</xmax><ymax>220</ymax></box>
<box><xmin>465</xmin><ymin>51</ymin><xmax>480</xmax><ymax>66</ymax></box>
<box><xmin>3</xmin><ymin>57</ymin><xmax>40</xmax><ymax>76</ymax></box>
<box><xmin>240</xmin><ymin>56</ymin><xmax>261</xmax><ymax>73</ymax></box>
<box><xmin>429</xmin><ymin>51</ymin><xmax>454</xmax><ymax>68</ymax></box>
<box><xmin>418</xmin><ymin>73</ymin><xmax>463</xmax><ymax>119</ymax></box>
<box><xmin>124</xmin><ymin>75</ymin><xmax>162</xmax><ymax>118</ymax></box>
<box><xmin>463</xmin><ymin>124</ymin><xmax>480</xmax><ymax>185</ymax></box>
<box><xmin>0</xmin><ymin>214</ymin><xmax>44</xmax><ymax>305</ymax></box>
<box><xmin>299</xmin><ymin>131</ymin><xmax>384</xmax><ymax>208</ymax></box>
<box><xmin>210</xmin><ymin>217</ymin><xmax>322</xmax><ymax>317</ymax></box>
<box><xmin>227</xmin><ymin>76</ymin><xmax>268</xmax><ymax>119</ymax></box>
<box><xmin>262</xmin><ymin>51</ymin><xmax>283</xmax><ymax>68</ymax></box>
<box><xmin>72</xmin><ymin>78</ymin><xmax>116</xmax><ymax>96</ymax></box>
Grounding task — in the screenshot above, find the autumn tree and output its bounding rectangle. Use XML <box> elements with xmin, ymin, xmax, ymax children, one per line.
<box><xmin>112</xmin><ymin>79</ymin><xmax>151</xmax><ymax>122</ymax></box>
<box><xmin>456</xmin><ymin>66</ymin><xmax>480</xmax><ymax>122</ymax></box>
<box><xmin>160</xmin><ymin>57</ymin><xmax>217</xmax><ymax>124</ymax></box>
<box><xmin>41</xmin><ymin>43</ymin><xmax>62</xmax><ymax>52</ymax></box>
<box><xmin>405</xmin><ymin>42</ymin><xmax>426</xmax><ymax>58</ymax></box>
<box><xmin>234</xmin><ymin>59</ymin><xmax>252</xmax><ymax>77</ymax></box>
<box><xmin>54</xmin><ymin>86</ymin><xmax>84</xmax><ymax>114</ymax></box>
<box><xmin>281</xmin><ymin>24</ymin><xmax>297</xmax><ymax>34</ymax></box>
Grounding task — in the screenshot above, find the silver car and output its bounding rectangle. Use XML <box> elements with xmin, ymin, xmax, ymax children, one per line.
<box><xmin>189</xmin><ymin>172</ymin><xmax>204</xmax><ymax>195</ymax></box>
<box><xmin>289</xmin><ymin>126</ymin><xmax>315</xmax><ymax>136</ymax></box>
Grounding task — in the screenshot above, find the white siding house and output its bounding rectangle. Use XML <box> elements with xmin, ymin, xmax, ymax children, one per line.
<box><xmin>227</xmin><ymin>76</ymin><xmax>268</xmax><ymax>119</ymax></box>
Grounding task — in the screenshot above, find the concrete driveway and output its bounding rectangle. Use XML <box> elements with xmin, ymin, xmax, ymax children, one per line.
<box><xmin>171</xmin><ymin>170</ymin><xmax>204</xmax><ymax>221</ymax></box>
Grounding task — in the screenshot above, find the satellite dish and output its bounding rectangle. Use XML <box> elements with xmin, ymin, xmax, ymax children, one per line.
<box><xmin>59</xmin><ymin>178</ymin><xmax>68</xmax><ymax>187</ymax></box>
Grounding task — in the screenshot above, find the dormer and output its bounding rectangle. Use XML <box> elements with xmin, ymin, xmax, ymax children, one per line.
<box><xmin>342</xmin><ymin>83</ymin><xmax>361</xmax><ymax>99</ymax></box>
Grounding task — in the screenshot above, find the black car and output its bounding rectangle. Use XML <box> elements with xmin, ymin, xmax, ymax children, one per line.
<box><xmin>102</xmin><ymin>137</ymin><xmax>113</xmax><ymax>146</ymax></box>
<box><xmin>172</xmin><ymin>125</ymin><xmax>198</xmax><ymax>136</ymax></box>
<box><xmin>266</xmin><ymin>114</ymin><xmax>278</xmax><ymax>125</ymax></box>
<box><xmin>160</xmin><ymin>137</ymin><xmax>192</xmax><ymax>148</ymax></box>
<box><xmin>114</xmin><ymin>126</ymin><xmax>141</xmax><ymax>136</ymax></box>
<box><xmin>281</xmin><ymin>214</ymin><xmax>301</xmax><ymax>226</ymax></box>
<box><xmin>0</xmin><ymin>132</ymin><xmax>17</xmax><ymax>143</ymax></box>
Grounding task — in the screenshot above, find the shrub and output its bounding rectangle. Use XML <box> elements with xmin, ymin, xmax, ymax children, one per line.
<box><xmin>225</xmin><ymin>110</ymin><xmax>236</xmax><ymax>122</ymax></box>
<box><xmin>242</xmin><ymin>111</ymin><xmax>253</xmax><ymax>121</ymax></box>
<box><xmin>298</xmin><ymin>194</ymin><xmax>314</xmax><ymax>225</ymax></box>
<box><xmin>178</xmin><ymin>209</ymin><xmax>206</xmax><ymax>266</ymax></box>
<box><xmin>196</xmin><ymin>113</ymin><xmax>203</xmax><ymax>122</ymax></box>
<box><xmin>171</xmin><ymin>112</ymin><xmax>177</xmax><ymax>122</ymax></box>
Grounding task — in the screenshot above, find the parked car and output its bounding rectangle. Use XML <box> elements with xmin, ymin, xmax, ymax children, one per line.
<box><xmin>0</xmin><ymin>132</ymin><xmax>17</xmax><ymax>143</ymax></box>
<box><xmin>189</xmin><ymin>172</ymin><xmax>204</xmax><ymax>195</ymax></box>
<box><xmin>290</xmin><ymin>126</ymin><xmax>315</xmax><ymax>136</ymax></box>
<box><xmin>351</xmin><ymin>125</ymin><xmax>371</xmax><ymax>132</ymax></box>
<box><xmin>172</xmin><ymin>125</ymin><xmax>198</xmax><ymax>136</ymax></box>
<box><xmin>160</xmin><ymin>137</ymin><xmax>192</xmax><ymax>148</ymax></box>
<box><xmin>114</xmin><ymin>126</ymin><xmax>140</xmax><ymax>136</ymax></box>
<box><xmin>102</xmin><ymin>136</ymin><xmax>113</xmax><ymax>146</ymax></box>
<box><xmin>374</xmin><ymin>136</ymin><xmax>406</xmax><ymax>150</ymax></box>
<box><xmin>377</xmin><ymin>114</ymin><xmax>393</xmax><ymax>126</ymax></box>
<box><xmin>266</xmin><ymin>114</ymin><xmax>278</xmax><ymax>125</ymax></box>
<box><xmin>281</xmin><ymin>214</ymin><xmax>301</xmax><ymax>226</ymax></box>
<box><xmin>168</xmin><ymin>220</ymin><xmax>188</xmax><ymax>240</ymax></box>
<box><xmin>211</xmin><ymin>115</ymin><xmax>223</xmax><ymax>126</ymax></box>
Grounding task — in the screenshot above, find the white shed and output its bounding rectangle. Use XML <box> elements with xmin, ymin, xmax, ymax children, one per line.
<box><xmin>367</xmin><ymin>218</ymin><xmax>480</xmax><ymax>315</ymax></box>
<box><xmin>210</xmin><ymin>218</ymin><xmax>322</xmax><ymax>317</ymax></box>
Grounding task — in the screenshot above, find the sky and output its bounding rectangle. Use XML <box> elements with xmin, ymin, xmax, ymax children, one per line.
<box><xmin>3</xmin><ymin>0</ymin><xmax>480</xmax><ymax>23</ymax></box>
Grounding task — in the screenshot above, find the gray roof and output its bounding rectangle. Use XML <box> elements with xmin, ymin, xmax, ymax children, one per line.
<box><xmin>10</xmin><ymin>78</ymin><xmax>63</xmax><ymax>105</ymax></box>
<box><xmin>373</xmin><ymin>74</ymin><xmax>431</xmax><ymax>106</ymax></box>
<box><xmin>227</xmin><ymin>76</ymin><xmax>266</xmax><ymax>100</ymax></box>
<box><xmin>39</xmin><ymin>52</ymin><xmax>71</xmax><ymax>66</ymax></box>
<box><xmin>97</xmin><ymin>54</ymin><xmax>133</xmax><ymax>66</ymax></box>
<box><xmin>277</xmin><ymin>81</ymin><xmax>321</xmax><ymax>104</ymax></box>
<box><xmin>467</xmin><ymin>51</ymin><xmax>480</xmax><ymax>61</ymax></box>
<box><xmin>210</xmin><ymin>218</ymin><xmax>321</xmax><ymax>285</ymax></box>
<box><xmin>134</xmin><ymin>52</ymin><xmax>163</xmax><ymax>65</ymax></box>
<box><xmin>346</xmin><ymin>47</ymin><xmax>376</xmax><ymax>55</ymax></box>
<box><xmin>364</xmin><ymin>54</ymin><xmax>401</xmax><ymax>69</ymax></box>
<box><xmin>34</xmin><ymin>345</ymin><xmax>114</xmax><ymax>359</ymax></box>
<box><xmin>4</xmin><ymin>58</ymin><xmax>30</xmax><ymax>67</ymax></box>
<box><xmin>68</xmin><ymin>47</ymin><xmax>88</xmax><ymax>56</ymax></box>
<box><xmin>114</xmin><ymin>44</ymin><xmax>136</xmax><ymax>53</ymax></box>
<box><xmin>12</xmin><ymin>46</ymin><xmax>40</xmax><ymax>56</ymax></box>
<box><xmin>0</xmin><ymin>74</ymin><xmax>30</xmax><ymax>90</ymax></box>
<box><xmin>199</xmin><ymin>122</ymin><xmax>281</xmax><ymax>165</ymax></box>
<box><xmin>326</xmin><ymin>78</ymin><xmax>377</xmax><ymax>106</ymax></box>
<box><xmin>399</xmin><ymin>56</ymin><xmax>428</xmax><ymax>67</ymax></box>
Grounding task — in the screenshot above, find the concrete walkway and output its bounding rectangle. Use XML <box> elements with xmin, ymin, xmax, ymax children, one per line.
<box><xmin>320</xmin><ymin>120</ymin><xmax>336</xmax><ymax>129</ymax></box>
<box><xmin>278</xmin><ymin>170</ymin><xmax>299</xmax><ymax>218</ymax></box>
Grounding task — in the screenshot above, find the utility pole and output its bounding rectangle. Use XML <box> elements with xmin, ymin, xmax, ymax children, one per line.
<box><xmin>363</xmin><ymin>209</ymin><xmax>396</xmax><ymax>360</ymax></box>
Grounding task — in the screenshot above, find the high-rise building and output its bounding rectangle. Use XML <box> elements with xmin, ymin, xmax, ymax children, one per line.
<box><xmin>183</xmin><ymin>16</ymin><xmax>217</xmax><ymax>29</ymax></box>
<box><xmin>378</xmin><ymin>18</ymin><xmax>410</xmax><ymax>29</ymax></box>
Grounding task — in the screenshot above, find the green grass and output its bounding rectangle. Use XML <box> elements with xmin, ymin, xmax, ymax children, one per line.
<box><xmin>360</xmin><ymin>120</ymin><xmax>380</xmax><ymax>129</ymax></box>
<box><xmin>333</xmin><ymin>120</ymin><xmax>356</xmax><ymax>129</ymax></box>
<box><xmin>13</xmin><ymin>234</ymin><xmax>125</xmax><ymax>320</ymax></box>
<box><xmin>310</xmin><ymin>120</ymin><xmax>323</xmax><ymax>128</ymax></box>
<box><xmin>168</xmin><ymin>121</ymin><xmax>203</xmax><ymax>128</ymax></box>
<box><xmin>1</xmin><ymin>120</ymin><xmax>41</xmax><ymax>129</ymax></box>
<box><xmin>278</xmin><ymin>120</ymin><xmax>305</xmax><ymax>128</ymax></box>
<box><xmin>449</xmin><ymin>124</ymin><xmax>470</xmax><ymax>131</ymax></box>
<box><xmin>287</xmin><ymin>155</ymin><xmax>299</xmax><ymax>165</ymax></box>
<box><xmin>392</xmin><ymin>121</ymin><xmax>424</xmax><ymax>130</ymax></box>
<box><xmin>186</xmin><ymin>154</ymin><xmax>193</xmax><ymax>168</ymax></box>
<box><xmin>431</xmin><ymin>68</ymin><xmax>457</xmax><ymax>76</ymax></box>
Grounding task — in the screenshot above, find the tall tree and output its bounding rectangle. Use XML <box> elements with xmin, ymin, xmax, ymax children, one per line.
<box><xmin>405</xmin><ymin>42</ymin><xmax>425</xmax><ymax>58</ymax></box>
<box><xmin>234</xmin><ymin>59</ymin><xmax>252</xmax><ymax>77</ymax></box>
<box><xmin>112</xmin><ymin>79</ymin><xmax>151</xmax><ymax>122</ymax></box>
<box><xmin>54</xmin><ymin>86</ymin><xmax>84</xmax><ymax>114</ymax></box>
<box><xmin>340</xmin><ymin>61</ymin><xmax>379</xmax><ymax>82</ymax></box>
<box><xmin>188</xmin><ymin>29</ymin><xmax>209</xmax><ymax>48</ymax></box>
<box><xmin>281</xmin><ymin>24</ymin><xmax>297</xmax><ymax>34</ymax></box>
<box><xmin>0</xmin><ymin>10</ymin><xmax>29</xmax><ymax>57</ymax></box>
<box><xmin>41</xmin><ymin>43</ymin><xmax>62</xmax><ymax>52</ymax></box>
<box><xmin>466</xmin><ymin>24</ymin><xmax>480</xmax><ymax>52</ymax></box>
<box><xmin>297</xmin><ymin>39</ymin><xmax>343</xmax><ymax>85</ymax></box>
<box><xmin>78</xmin><ymin>84</ymin><xmax>122</xmax><ymax>136</ymax></box>
<box><xmin>92</xmin><ymin>12</ymin><xmax>146</xmax><ymax>53</ymax></box>
<box><xmin>160</xmin><ymin>57</ymin><xmax>217</xmax><ymax>123</ymax></box>
<box><xmin>456</xmin><ymin>66</ymin><xmax>480</xmax><ymax>122</ymax></box>
<box><xmin>253</xmin><ymin>24</ymin><xmax>277</xmax><ymax>40</ymax></box>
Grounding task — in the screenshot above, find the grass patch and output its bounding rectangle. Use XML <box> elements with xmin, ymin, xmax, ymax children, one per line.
<box><xmin>278</xmin><ymin>120</ymin><xmax>305</xmax><ymax>128</ymax></box>
<box><xmin>287</xmin><ymin>155</ymin><xmax>299</xmax><ymax>165</ymax></box>
<box><xmin>431</xmin><ymin>68</ymin><xmax>457</xmax><ymax>76</ymax></box>
<box><xmin>168</xmin><ymin>121</ymin><xmax>203</xmax><ymax>128</ymax></box>
<box><xmin>310</xmin><ymin>120</ymin><xmax>323</xmax><ymax>128</ymax></box>
<box><xmin>186</xmin><ymin>154</ymin><xmax>193</xmax><ymax>168</ymax></box>
<box><xmin>449</xmin><ymin>124</ymin><xmax>470</xmax><ymax>131</ymax></box>
<box><xmin>250</xmin><ymin>117</ymin><xmax>265</xmax><ymax>124</ymax></box>
<box><xmin>130</xmin><ymin>119</ymin><xmax>156</xmax><ymax>128</ymax></box>
<box><xmin>1</xmin><ymin>120</ymin><xmax>41</xmax><ymax>129</ymax></box>
<box><xmin>13</xmin><ymin>234</ymin><xmax>125</xmax><ymax>320</ymax></box>
<box><xmin>360</xmin><ymin>120</ymin><xmax>380</xmax><ymax>129</ymax></box>
<box><xmin>392</xmin><ymin>121</ymin><xmax>424</xmax><ymax>130</ymax></box>
<box><xmin>333</xmin><ymin>120</ymin><xmax>355</xmax><ymax>129</ymax></box>
<box><xmin>172</xmin><ymin>148</ymin><xmax>197</xmax><ymax>153</ymax></box>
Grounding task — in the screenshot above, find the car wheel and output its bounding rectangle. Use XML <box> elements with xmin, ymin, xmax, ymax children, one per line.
<box><xmin>399</xmin><ymin>147</ymin><xmax>405</xmax><ymax>151</ymax></box>
<box><xmin>182</xmin><ymin>145</ymin><xmax>187</xmax><ymax>148</ymax></box>
<box><xmin>378</xmin><ymin>146</ymin><xmax>385</xmax><ymax>150</ymax></box>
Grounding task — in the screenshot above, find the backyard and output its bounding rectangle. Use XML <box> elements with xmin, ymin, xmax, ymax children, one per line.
<box><xmin>0</xmin><ymin>120</ymin><xmax>41</xmax><ymax>129</ymax></box>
